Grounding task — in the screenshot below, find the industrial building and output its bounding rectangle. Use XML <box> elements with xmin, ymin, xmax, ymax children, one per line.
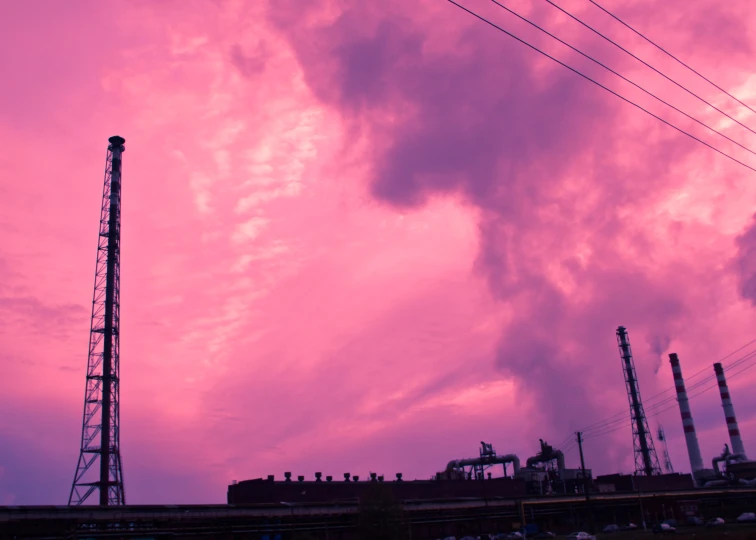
<box><xmin>20</xmin><ymin>143</ymin><xmax>754</xmax><ymax>540</ymax></box>
<box><xmin>228</xmin><ymin>439</ymin><xmax>592</xmax><ymax>505</ymax></box>
<box><xmin>229</xmin><ymin>473</ymin><xmax>526</xmax><ymax>505</ymax></box>
<box><xmin>230</xmin><ymin>327</ymin><xmax>756</xmax><ymax>509</ymax></box>
<box><xmin>6</xmin><ymin>488</ymin><xmax>756</xmax><ymax>539</ymax></box>
<box><xmin>594</xmin><ymin>472</ymin><xmax>694</xmax><ymax>492</ymax></box>
<box><xmin>227</xmin><ymin>439</ymin><xmax>703</xmax><ymax>507</ymax></box>
<box><xmin>217</xmin><ymin>327</ymin><xmax>756</xmax><ymax>540</ymax></box>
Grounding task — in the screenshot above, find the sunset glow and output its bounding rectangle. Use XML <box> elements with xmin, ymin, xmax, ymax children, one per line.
<box><xmin>1</xmin><ymin>0</ymin><xmax>756</xmax><ymax>504</ymax></box>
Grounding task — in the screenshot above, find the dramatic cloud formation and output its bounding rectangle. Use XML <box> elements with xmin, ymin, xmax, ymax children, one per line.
<box><xmin>1</xmin><ymin>0</ymin><xmax>756</xmax><ymax>504</ymax></box>
<box><xmin>736</xmin><ymin>214</ymin><xmax>756</xmax><ymax>304</ymax></box>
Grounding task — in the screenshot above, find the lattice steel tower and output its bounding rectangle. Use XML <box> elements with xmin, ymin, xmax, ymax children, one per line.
<box><xmin>657</xmin><ymin>426</ymin><xmax>674</xmax><ymax>473</ymax></box>
<box><xmin>616</xmin><ymin>326</ymin><xmax>661</xmax><ymax>476</ymax></box>
<box><xmin>69</xmin><ymin>136</ymin><xmax>126</xmax><ymax>506</ymax></box>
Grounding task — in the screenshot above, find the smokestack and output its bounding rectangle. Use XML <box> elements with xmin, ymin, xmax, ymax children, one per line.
<box><xmin>669</xmin><ymin>354</ymin><xmax>704</xmax><ymax>473</ymax></box>
<box><xmin>714</xmin><ymin>363</ymin><xmax>746</xmax><ymax>457</ymax></box>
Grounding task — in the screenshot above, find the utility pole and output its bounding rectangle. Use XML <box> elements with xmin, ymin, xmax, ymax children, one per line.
<box><xmin>576</xmin><ymin>432</ymin><xmax>595</xmax><ymax>534</ymax></box>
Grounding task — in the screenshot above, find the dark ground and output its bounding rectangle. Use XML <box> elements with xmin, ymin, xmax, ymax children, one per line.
<box><xmin>590</xmin><ymin>524</ymin><xmax>756</xmax><ymax>539</ymax></box>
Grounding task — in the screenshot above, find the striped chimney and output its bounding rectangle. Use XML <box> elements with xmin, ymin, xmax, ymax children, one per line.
<box><xmin>714</xmin><ymin>362</ymin><xmax>746</xmax><ymax>457</ymax></box>
<box><xmin>669</xmin><ymin>354</ymin><xmax>704</xmax><ymax>473</ymax></box>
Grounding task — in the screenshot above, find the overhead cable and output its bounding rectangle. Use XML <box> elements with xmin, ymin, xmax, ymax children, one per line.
<box><xmin>488</xmin><ymin>0</ymin><xmax>756</xmax><ymax>158</ymax></box>
<box><xmin>584</xmin><ymin>357</ymin><xmax>756</xmax><ymax>439</ymax></box>
<box><xmin>578</xmin><ymin>342</ymin><xmax>756</xmax><ymax>435</ymax></box>
<box><xmin>561</xmin><ymin>345</ymin><xmax>756</xmax><ymax>442</ymax></box>
<box><xmin>588</xmin><ymin>0</ymin><xmax>756</xmax><ymax>117</ymax></box>
<box><xmin>443</xmin><ymin>0</ymin><xmax>756</xmax><ymax>173</ymax></box>
<box><xmin>542</xmin><ymin>0</ymin><xmax>756</xmax><ymax>137</ymax></box>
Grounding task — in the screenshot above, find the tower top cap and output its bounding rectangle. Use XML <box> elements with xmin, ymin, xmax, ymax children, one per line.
<box><xmin>108</xmin><ymin>135</ymin><xmax>126</xmax><ymax>147</ymax></box>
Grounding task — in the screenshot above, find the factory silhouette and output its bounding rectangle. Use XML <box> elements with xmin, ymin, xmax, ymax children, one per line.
<box><xmin>3</xmin><ymin>137</ymin><xmax>756</xmax><ymax>538</ymax></box>
<box><xmin>228</xmin><ymin>327</ymin><xmax>756</xmax><ymax>505</ymax></box>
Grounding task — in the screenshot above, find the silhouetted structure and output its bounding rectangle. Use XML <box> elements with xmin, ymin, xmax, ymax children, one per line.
<box><xmin>440</xmin><ymin>441</ymin><xmax>521</xmax><ymax>480</ymax></box>
<box><xmin>69</xmin><ymin>136</ymin><xmax>126</xmax><ymax>506</ymax></box>
<box><xmin>228</xmin><ymin>475</ymin><xmax>527</xmax><ymax>504</ymax></box>
<box><xmin>657</xmin><ymin>426</ymin><xmax>674</xmax><ymax>473</ymax></box>
<box><xmin>714</xmin><ymin>362</ymin><xmax>747</xmax><ymax>457</ymax></box>
<box><xmin>616</xmin><ymin>326</ymin><xmax>661</xmax><ymax>476</ymax></box>
<box><xmin>669</xmin><ymin>353</ymin><xmax>705</xmax><ymax>479</ymax></box>
<box><xmin>594</xmin><ymin>472</ymin><xmax>694</xmax><ymax>492</ymax></box>
<box><xmin>358</xmin><ymin>483</ymin><xmax>408</xmax><ymax>540</ymax></box>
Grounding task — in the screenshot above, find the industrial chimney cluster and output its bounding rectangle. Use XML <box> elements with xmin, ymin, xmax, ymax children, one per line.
<box><xmin>668</xmin><ymin>351</ymin><xmax>752</xmax><ymax>486</ymax></box>
<box><xmin>229</xmin><ymin>326</ymin><xmax>756</xmax><ymax>506</ymax></box>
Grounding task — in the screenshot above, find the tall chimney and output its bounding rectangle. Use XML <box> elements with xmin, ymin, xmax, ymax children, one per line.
<box><xmin>714</xmin><ymin>363</ymin><xmax>746</xmax><ymax>457</ymax></box>
<box><xmin>669</xmin><ymin>354</ymin><xmax>704</xmax><ymax>474</ymax></box>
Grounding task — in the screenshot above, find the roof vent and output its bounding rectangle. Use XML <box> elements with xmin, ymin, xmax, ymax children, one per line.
<box><xmin>284</xmin><ymin>472</ymin><xmax>292</xmax><ymax>482</ymax></box>
<box><xmin>315</xmin><ymin>472</ymin><xmax>322</xmax><ymax>482</ymax></box>
<box><xmin>297</xmin><ymin>475</ymin><xmax>305</xmax><ymax>482</ymax></box>
<box><xmin>396</xmin><ymin>473</ymin><xmax>403</xmax><ymax>482</ymax></box>
<box><xmin>353</xmin><ymin>475</ymin><xmax>360</xmax><ymax>482</ymax></box>
<box><xmin>326</xmin><ymin>476</ymin><xmax>333</xmax><ymax>482</ymax></box>
<box><xmin>344</xmin><ymin>473</ymin><xmax>351</xmax><ymax>482</ymax></box>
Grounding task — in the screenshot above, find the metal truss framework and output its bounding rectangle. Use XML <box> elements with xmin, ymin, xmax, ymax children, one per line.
<box><xmin>69</xmin><ymin>136</ymin><xmax>126</xmax><ymax>506</ymax></box>
<box><xmin>657</xmin><ymin>426</ymin><xmax>674</xmax><ymax>473</ymax></box>
<box><xmin>616</xmin><ymin>326</ymin><xmax>661</xmax><ymax>477</ymax></box>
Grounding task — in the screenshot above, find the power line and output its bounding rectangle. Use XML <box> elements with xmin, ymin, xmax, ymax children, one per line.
<box><xmin>718</xmin><ymin>337</ymin><xmax>756</xmax><ymax>362</ymax></box>
<box><xmin>582</xmin><ymin>368</ymin><xmax>727</xmax><ymax>437</ymax></box>
<box><xmin>722</xmin><ymin>357</ymin><xmax>756</xmax><ymax>383</ymax></box>
<box><xmin>579</xmin><ymin>366</ymin><xmax>720</xmax><ymax>436</ymax></box>
<box><xmin>577</xmin><ymin>407</ymin><xmax>631</xmax><ymax>434</ymax></box>
<box><xmin>573</xmin><ymin>345</ymin><xmax>756</xmax><ymax>441</ymax></box>
<box><xmin>617</xmin><ymin>338</ymin><xmax>756</xmax><ymax>418</ymax></box>
<box><xmin>579</xmin><ymin>373</ymin><xmax>731</xmax><ymax>439</ymax></box>
<box><xmin>542</xmin><ymin>0</ymin><xmax>756</xmax><ymax>138</ymax></box>
<box><xmin>588</xmin><ymin>0</ymin><xmax>756</xmax><ymax>117</ymax></box>
<box><xmin>584</xmin><ymin>419</ymin><xmax>631</xmax><ymax>439</ymax></box>
<box><xmin>578</xmin><ymin>342</ymin><xmax>756</xmax><ymax>435</ymax></box>
<box><xmin>649</xmin><ymin>348</ymin><xmax>756</xmax><ymax>404</ymax></box>
<box><xmin>578</xmin><ymin>377</ymin><xmax>711</xmax><ymax>436</ymax></box>
<box><xmin>585</xmin><ymin>357</ymin><xmax>756</xmax><ymax>440</ymax></box>
<box><xmin>562</xmin><ymin>440</ymin><xmax>578</xmax><ymax>454</ymax></box>
<box><xmin>556</xmin><ymin>433</ymin><xmax>576</xmax><ymax>450</ymax></box>
<box><xmin>487</xmin><ymin>0</ymin><xmax>756</xmax><ymax>158</ymax></box>
<box><xmin>443</xmin><ymin>0</ymin><xmax>756</xmax><ymax>173</ymax></box>
<box><xmin>581</xmin><ymin>353</ymin><xmax>754</xmax><ymax>437</ymax></box>
<box><xmin>583</xmin><ymin>416</ymin><xmax>627</xmax><ymax>437</ymax></box>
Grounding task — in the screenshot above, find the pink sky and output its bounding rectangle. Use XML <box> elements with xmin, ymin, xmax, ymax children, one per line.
<box><xmin>1</xmin><ymin>0</ymin><xmax>756</xmax><ymax>505</ymax></box>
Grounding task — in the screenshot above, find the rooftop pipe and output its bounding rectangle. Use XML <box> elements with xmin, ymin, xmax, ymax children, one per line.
<box><xmin>445</xmin><ymin>454</ymin><xmax>521</xmax><ymax>475</ymax></box>
<box><xmin>525</xmin><ymin>439</ymin><xmax>565</xmax><ymax>473</ymax></box>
